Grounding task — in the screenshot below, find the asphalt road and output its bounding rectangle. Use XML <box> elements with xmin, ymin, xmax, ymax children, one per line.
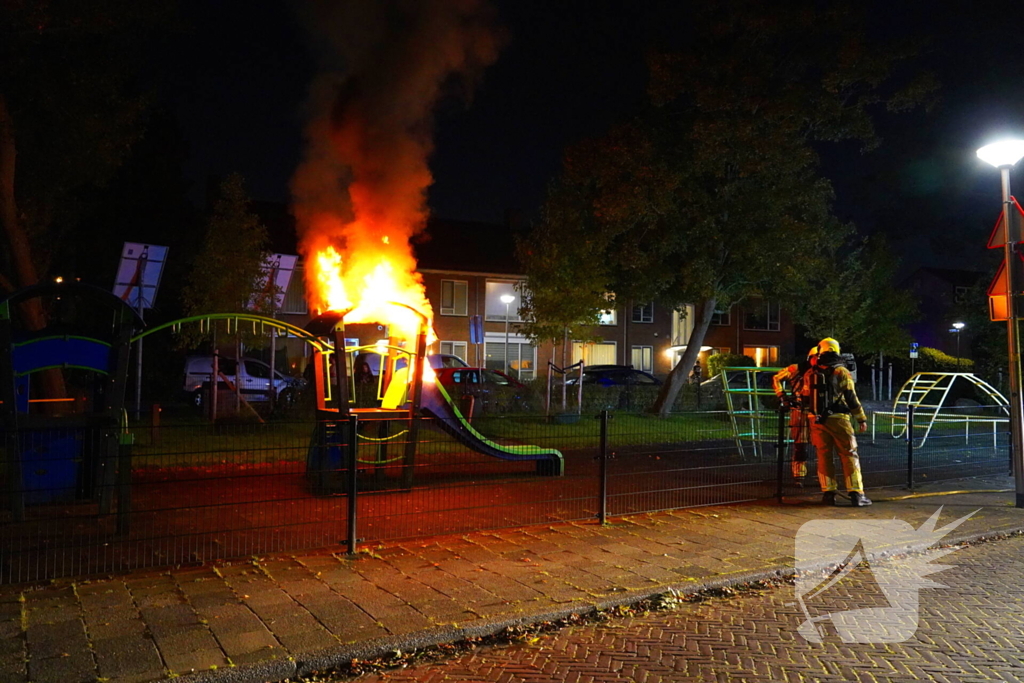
<box><xmin>336</xmin><ymin>534</ymin><xmax>1024</xmax><ymax>682</ymax></box>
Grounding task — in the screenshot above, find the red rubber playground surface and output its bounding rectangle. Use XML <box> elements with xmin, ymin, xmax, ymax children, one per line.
<box><xmin>0</xmin><ymin>435</ymin><xmax>773</xmax><ymax>583</ymax></box>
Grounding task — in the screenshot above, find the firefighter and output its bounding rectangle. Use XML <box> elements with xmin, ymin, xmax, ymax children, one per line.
<box><xmin>772</xmin><ymin>347</ymin><xmax>819</xmax><ymax>484</ymax></box>
<box><xmin>805</xmin><ymin>337</ymin><xmax>871</xmax><ymax>507</ymax></box>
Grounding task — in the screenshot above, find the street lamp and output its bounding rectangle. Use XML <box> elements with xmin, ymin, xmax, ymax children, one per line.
<box><xmin>952</xmin><ymin>321</ymin><xmax>965</xmax><ymax>370</ymax></box>
<box><xmin>978</xmin><ymin>138</ymin><xmax>1024</xmax><ymax>508</ymax></box>
<box><xmin>500</xmin><ymin>294</ymin><xmax>515</xmax><ymax>376</ymax></box>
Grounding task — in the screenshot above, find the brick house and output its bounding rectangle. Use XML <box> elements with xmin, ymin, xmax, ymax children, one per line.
<box><xmin>415</xmin><ymin>219</ymin><xmax>798</xmax><ymax>380</ymax></box>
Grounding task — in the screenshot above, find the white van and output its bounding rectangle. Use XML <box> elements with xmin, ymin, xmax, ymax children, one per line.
<box><xmin>183</xmin><ymin>356</ymin><xmax>305</xmax><ymax>406</ymax></box>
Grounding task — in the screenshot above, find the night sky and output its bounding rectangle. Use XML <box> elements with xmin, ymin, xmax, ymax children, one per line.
<box><xmin>153</xmin><ymin>0</ymin><xmax>1024</xmax><ymax>274</ymax></box>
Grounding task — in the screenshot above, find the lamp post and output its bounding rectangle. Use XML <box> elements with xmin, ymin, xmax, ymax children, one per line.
<box><xmin>500</xmin><ymin>294</ymin><xmax>515</xmax><ymax>376</ymax></box>
<box><xmin>978</xmin><ymin>138</ymin><xmax>1024</xmax><ymax>508</ymax></box>
<box><xmin>952</xmin><ymin>321</ymin><xmax>965</xmax><ymax>370</ymax></box>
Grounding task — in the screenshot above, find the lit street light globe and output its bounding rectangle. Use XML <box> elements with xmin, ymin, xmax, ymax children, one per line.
<box><xmin>978</xmin><ymin>139</ymin><xmax>1024</xmax><ymax>168</ymax></box>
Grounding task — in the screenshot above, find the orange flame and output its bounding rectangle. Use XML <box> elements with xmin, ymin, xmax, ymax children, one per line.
<box><xmin>307</xmin><ymin>238</ymin><xmax>435</xmax><ymax>344</ymax></box>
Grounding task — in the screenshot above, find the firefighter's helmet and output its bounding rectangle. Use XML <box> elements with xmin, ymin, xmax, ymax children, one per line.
<box><xmin>806</xmin><ymin>346</ymin><xmax>819</xmax><ymax>361</ymax></box>
<box><xmin>817</xmin><ymin>338</ymin><xmax>840</xmax><ymax>355</ymax></box>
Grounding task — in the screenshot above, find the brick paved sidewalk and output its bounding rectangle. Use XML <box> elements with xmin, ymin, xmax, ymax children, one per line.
<box><xmin>1</xmin><ymin>475</ymin><xmax>1020</xmax><ymax>683</ymax></box>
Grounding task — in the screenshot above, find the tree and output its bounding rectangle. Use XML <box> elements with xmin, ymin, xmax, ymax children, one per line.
<box><xmin>525</xmin><ymin>0</ymin><xmax>935</xmax><ymax>417</ymax></box>
<box><xmin>515</xmin><ymin>180</ymin><xmax>613</xmax><ymax>371</ymax></box>
<box><xmin>0</xmin><ymin>2</ymin><xmax>170</xmax><ymax>304</ymax></box>
<box><xmin>180</xmin><ymin>174</ymin><xmax>272</xmax><ymax>347</ymax></box>
<box><xmin>788</xmin><ymin>236</ymin><xmax>919</xmax><ymax>357</ymax></box>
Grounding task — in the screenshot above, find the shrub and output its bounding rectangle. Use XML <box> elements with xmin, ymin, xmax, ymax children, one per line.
<box><xmin>707</xmin><ymin>353</ymin><xmax>756</xmax><ymax>379</ymax></box>
<box><xmin>915</xmin><ymin>346</ymin><xmax>975</xmax><ymax>373</ymax></box>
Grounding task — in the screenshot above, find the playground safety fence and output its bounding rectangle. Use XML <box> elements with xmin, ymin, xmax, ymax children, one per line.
<box><xmin>0</xmin><ymin>406</ymin><xmax>1010</xmax><ymax>583</ymax></box>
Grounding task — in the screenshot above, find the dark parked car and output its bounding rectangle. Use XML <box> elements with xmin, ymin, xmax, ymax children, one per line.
<box><xmin>568</xmin><ymin>365</ymin><xmax>662</xmax><ymax>387</ymax></box>
<box><xmin>434</xmin><ymin>367</ymin><xmax>530</xmax><ymax>414</ymax></box>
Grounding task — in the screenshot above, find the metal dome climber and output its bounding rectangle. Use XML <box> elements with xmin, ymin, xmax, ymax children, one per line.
<box><xmin>874</xmin><ymin>372</ymin><xmax>1009</xmax><ymax>449</ymax></box>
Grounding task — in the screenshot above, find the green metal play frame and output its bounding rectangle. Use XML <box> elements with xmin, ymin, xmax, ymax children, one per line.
<box><xmin>720</xmin><ymin>366</ymin><xmax>784</xmax><ymax>459</ymax></box>
<box><xmin>131</xmin><ymin>313</ymin><xmax>332</xmax><ymax>352</ymax></box>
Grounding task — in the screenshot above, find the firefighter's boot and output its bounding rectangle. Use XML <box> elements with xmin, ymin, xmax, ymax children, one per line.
<box><xmin>850</xmin><ymin>491</ymin><xmax>872</xmax><ymax>507</ymax></box>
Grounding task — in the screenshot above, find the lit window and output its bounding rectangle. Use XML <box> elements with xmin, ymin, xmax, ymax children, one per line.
<box><xmin>440</xmin><ymin>280</ymin><xmax>468</xmax><ymax>316</ymax></box>
<box><xmin>484</xmin><ymin>337</ymin><xmax>536</xmax><ymax>380</ymax></box>
<box><xmin>631</xmin><ymin>345</ymin><xmax>653</xmax><ymax>372</ymax></box>
<box><xmin>599</xmin><ymin>292</ymin><xmax>617</xmax><ymax>325</ymax></box>
<box><xmin>572</xmin><ymin>341</ymin><xmax>617</xmax><ymax>365</ymax></box>
<box><xmin>485</xmin><ymin>281</ymin><xmax>522</xmax><ymax>322</ymax></box>
<box><xmin>742</xmin><ymin>345</ymin><xmax>779</xmax><ymax>367</ymax></box>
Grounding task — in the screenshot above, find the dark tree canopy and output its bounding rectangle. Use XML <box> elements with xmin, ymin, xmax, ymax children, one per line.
<box><xmin>0</xmin><ymin>0</ymin><xmax>172</xmax><ymax>298</ymax></box>
<box><xmin>181</xmin><ymin>174</ymin><xmax>271</xmax><ymax>328</ymax></box>
<box><xmin>521</xmin><ymin>0</ymin><xmax>935</xmax><ymax>416</ymax></box>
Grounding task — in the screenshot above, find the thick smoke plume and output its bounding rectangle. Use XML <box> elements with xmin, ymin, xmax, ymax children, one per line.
<box><xmin>291</xmin><ymin>0</ymin><xmax>501</xmax><ymax>321</ymax></box>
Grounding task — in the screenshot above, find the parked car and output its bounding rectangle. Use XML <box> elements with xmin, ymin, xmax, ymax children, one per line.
<box><xmin>184</xmin><ymin>356</ymin><xmax>305</xmax><ymax>407</ymax></box>
<box><xmin>433</xmin><ymin>367</ymin><xmax>531</xmax><ymax>414</ymax></box>
<box><xmin>567</xmin><ymin>365</ymin><xmax>662</xmax><ymax>387</ymax></box>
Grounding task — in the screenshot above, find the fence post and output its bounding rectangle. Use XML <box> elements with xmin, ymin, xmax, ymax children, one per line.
<box><xmin>599</xmin><ymin>410</ymin><xmax>609</xmax><ymax>525</ymax></box>
<box><xmin>906</xmin><ymin>404</ymin><xmax>915</xmax><ymax>490</ymax></box>
<box><xmin>116</xmin><ymin>436</ymin><xmax>133</xmax><ymax>536</ymax></box>
<box><xmin>776</xmin><ymin>406</ymin><xmax>786</xmax><ymax>504</ymax></box>
<box><xmin>346</xmin><ymin>413</ymin><xmax>359</xmax><ymax>556</ymax></box>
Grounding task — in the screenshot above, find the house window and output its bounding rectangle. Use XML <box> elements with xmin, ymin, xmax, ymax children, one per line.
<box><xmin>439</xmin><ymin>341</ymin><xmax>468</xmax><ymax>363</ymax></box>
<box><xmin>742</xmin><ymin>345</ymin><xmax>779</xmax><ymax>367</ymax></box>
<box><xmin>955</xmin><ymin>286</ymin><xmax>969</xmax><ymax>304</ymax></box>
<box><xmin>631</xmin><ymin>345</ymin><xmax>653</xmax><ymax>373</ymax></box>
<box><xmin>572</xmin><ymin>341</ymin><xmax>618</xmax><ymax>366</ymax></box>
<box><xmin>743</xmin><ymin>300</ymin><xmax>780</xmax><ymax>331</ymax></box>
<box><xmin>710</xmin><ymin>306</ymin><xmax>731</xmax><ymax>326</ymax></box>
<box><xmin>484</xmin><ymin>336</ymin><xmax>536</xmax><ymax>380</ymax></box>
<box><xmin>598</xmin><ymin>293</ymin><xmax>617</xmax><ymax>325</ymax></box>
<box><xmin>632</xmin><ymin>302</ymin><xmax>654</xmax><ymax>323</ymax></box>
<box><xmin>671</xmin><ymin>305</ymin><xmax>695</xmax><ymax>346</ymax></box>
<box><xmin>485</xmin><ymin>281</ymin><xmax>522</xmax><ymax>322</ymax></box>
<box><xmin>440</xmin><ymin>280</ymin><xmax>468</xmax><ymax>316</ymax></box>
<box><xmin>281</xmin><ymin>265</ymin><xmax>308</xmax><ymax>314</ymax></box>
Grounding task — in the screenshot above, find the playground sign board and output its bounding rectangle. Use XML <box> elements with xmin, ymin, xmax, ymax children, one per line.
<box><xmin>250</xmin><ymin>253</ymin><xmax>298</xmax><ymax>311</ymax></box>
<box><xmin>113</xmin><ymin>242</ymin><xmax>169</xmax><ymax>310</ymax></box>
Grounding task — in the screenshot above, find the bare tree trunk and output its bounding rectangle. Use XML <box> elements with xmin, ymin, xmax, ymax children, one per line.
<box><xmin>0</xmin><ymin>95</ymin><xmax>65</xmax><ymax>401</ymax></box>
<box><xmin>649</xmin><ymin>297</ymin><xmax>718</xmax><ymax>418</ymax></box>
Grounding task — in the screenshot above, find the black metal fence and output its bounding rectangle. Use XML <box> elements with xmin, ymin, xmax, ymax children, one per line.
<box><xmin>0</xmin><ymin>406</ymin><xmax>1009</xmax><ymax>584</ymax></box>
